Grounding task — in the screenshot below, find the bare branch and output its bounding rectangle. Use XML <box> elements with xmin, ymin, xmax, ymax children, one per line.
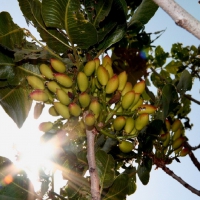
<box><xmin>191</xmin><ymin>144</ymin><xmax>200</xmax><ymax>151</ymax></box>
<box><xmin>86</xmin><ymin>128</ymin><xmax>100</xmax><ymax>200</ymax></box>
<box><xmin>152</xmin><ymin>0</ymin><xmax>200</xmax><ymax>40</ymax></box>
<box><xmin>162</xmin><ymin>165</ymin><xmax>200</xmax><ymax>196</ymax></box>
<box><xmin>184</xmin><ymin>142</ymin><xmax>200</xmax><ymax>171</ymax></box>
<box><xmin>184</xmin><ymin>94</ymin><xmax>200</xmax><ymax>105</ymax></box>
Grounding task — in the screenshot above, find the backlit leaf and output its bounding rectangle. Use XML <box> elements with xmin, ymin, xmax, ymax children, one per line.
<box><xmin>96</xmin><ymin>150</ymin><xmax>115</xmax><ymax>189</ymax></box>
<box><xmin>18</xmin><ymin>0</ymin><xmax>70</xmax><ymax>53</ymax></box>
<box><xmin>42</xmin><ymin>0</ymin><xmax>97</xmax><ymax>49</ymax></box>
<box><xmin>0</xmin><ymin>12</ymin><xmax>24</xmax><ymax>49</ymax></box>
<box><xmin>103</xmin><ymin>174</ymin><xmax>129</xmax><ymax>200</ymax></box>
<box><xmin>128</xmin><ymin>0</ymin><xmax>158</xmax><ymax>29</ymax></box>
<box><xmin>177</xmin><ymin>70</ymin><xmax>192</xmax><ymax>94</ymax></box>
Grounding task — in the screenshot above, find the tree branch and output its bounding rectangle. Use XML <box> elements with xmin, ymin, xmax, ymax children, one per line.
<box><xmin>184</xmin><ymin>94</ymin><xmax>200</xmax><ymax>105</ymax></box>
<box><xmin>152</xmin><ymin>0</ymin><xmax>200</xmax><ymax>40</ymax></box>
<box><xmin>184</xmin><ymin>142</ymin><xmax>200</xmax><ymax>171</ymax></box>
<box><xmin>86</xmin><ymin>128</ymin><xmax>100</xmax><ymax>200</ymax></box>
<box><xmin>162</xmin><ymin>165</ymin><xmax>200</xmax><ymax>196</ymax></box>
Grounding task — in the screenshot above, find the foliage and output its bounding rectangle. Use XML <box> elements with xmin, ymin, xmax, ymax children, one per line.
<box><xmin>0</xmin><ymin>0</ymin><xmax>200</xmax><ymax>199</ymax></box>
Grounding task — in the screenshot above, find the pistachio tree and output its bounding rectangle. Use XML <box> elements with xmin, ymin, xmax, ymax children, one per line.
<box><xmin>0</xmin><ymin>0</ymin><xmax>200</xmax><ymax>200</ymax></box>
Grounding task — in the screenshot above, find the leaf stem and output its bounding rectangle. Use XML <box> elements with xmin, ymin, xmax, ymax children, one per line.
<box><xmin>100</xmin><ymin>129</ymin><xmax>117</xmax><ymax>140</ymax></box>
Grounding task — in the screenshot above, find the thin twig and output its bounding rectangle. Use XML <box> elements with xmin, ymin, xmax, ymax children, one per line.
<box><xmin>86</xmin><ymin>128</ymin><xmax>100</xmax><ymax>200</ymax></box>
<box><xmin>162</xmin><ymin>165</ymin><xmax>200</xmax><ymax>196</ymax></box>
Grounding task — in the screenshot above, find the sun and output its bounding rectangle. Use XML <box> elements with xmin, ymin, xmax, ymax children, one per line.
<box><xmin>0</xmin><ymin>102</ymin><xmax>67</xmax><ymax>194</ymax></box>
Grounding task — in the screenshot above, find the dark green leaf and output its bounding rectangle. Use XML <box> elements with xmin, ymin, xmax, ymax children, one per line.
<box><xmin>161</xmin><ymin>84</ymin><xmax>178</xmax><ymax>120</ymax></box>
<box><xmin>98</xmin><ymin>24</ymin><xmax>126</xmax><ymax>50</ymax></box>
<box><xmin>127</xmin><ymin>179</ymin><xmax>137</xmax><ymax>196</ymax></box>
<box><xmin>128</xmin><ymin>0</ymin><xmax>158</xmax><ymax>29</ymax></box>
<box><xmin>97</xmin><ymin>21</ymin><xmax>117</xmax><ymax>43</ymax></box>
<box><xmin>123</xmin><ymin>167</ymin><xmax>137</xmax><ymax>195</ymax></box>
<box><xmin>177</xmin><ymin>70</ymin><xmax>192</xmax><ymax>93</ymax></box>
<box><xmin>42</xmin><ymin>0</ymin><xmax>98</xmax><ymax>49</ymax></box>
<box><xmin>154</xmin><ymin>46</ymin><xmax>169</xmax><ymax>67</ymax></box>
<box><xmin>0</xmin><ymin>51</ymin><xmax>15</xmax><ymax>81</ymax></box>
<box><xmin>146</xmin><ymin>119</ymin><xmax>163</xmax><ymax>136</ymax></box>
<box><xmin>137</xmin><ymin>164</ymin><xmax>150</xmax><ymax>185</ymax></box>
<box><xmin>0</xmin><ymin>12</ymin><xmax>24</xmax><ymax>49</ymax></box>
<box><xmin>18</xmin><ymin>0</ymin><xmax>70</xmax><ymax>53</ymax></box>
<box><xmin>84</xmin><ymin>0</ymin><xmax>114</xmax><ymax>28</ymax></box>
<box><xmin>97</xmin><ymin>0</ymin><xmax>127</xmax><ymax>50</ymax></box>
<box><xmin>171</xmin><ymin>43</ymin><xmax>189</xmax><ymax>61</ymax></box>
<box><xmin>103</xmin><ymin>174</ymin><xmax>129</xmax><ymax>200</ymax></box>
<box><xmin>96</xmin><ymin>150</ymin><xmax>115</xmax><ymax>189</ymax></box>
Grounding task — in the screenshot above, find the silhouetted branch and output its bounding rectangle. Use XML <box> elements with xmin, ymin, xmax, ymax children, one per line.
<box><xmin>162</xmin><ymin>165</ymin><xmax>200</xmax><ymax>196</ymax></box>
<box><xmin>184</xmin><ymin>142</ymin><xmax>200</xmax><ymax>171</ymax></box>
<box><xmin>191</xmin><ymin>144</ymin><xmax>200</xmax><ymax>151</ymax></box>
<box><xmin>184</xmin><ymin>94</ymin><xmax>200</xmax><ymax>105</ymax></box>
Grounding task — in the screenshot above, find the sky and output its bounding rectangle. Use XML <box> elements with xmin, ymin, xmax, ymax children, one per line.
<box><xmin>0</xmin><ymin>1</ymin><xmax>200</xmax><ymax>200</ymax></box>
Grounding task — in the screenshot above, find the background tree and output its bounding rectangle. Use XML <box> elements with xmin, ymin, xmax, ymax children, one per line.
<box><xmin>0</xmin><ymin>0</ymin><xmax>200</xmax><ymax>199</ymax></box>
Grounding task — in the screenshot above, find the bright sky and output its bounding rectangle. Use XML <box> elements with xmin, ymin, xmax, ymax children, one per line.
<box><xmin>0</xmin><ymin>1</ymin><xmax>200</xmax><ymax>200</ymax></box>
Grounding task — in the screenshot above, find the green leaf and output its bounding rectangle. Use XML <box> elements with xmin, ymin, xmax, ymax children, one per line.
<box><xmin>0</xmin><ymin>12</ymin><xmax>24</xmax><ymax>50</ymax></box>
<box><xmin>150</xmin><ymin>72</ymin><xmax>164</xmax><ymax>88</ymax></box>
<box><xmin>123</xmin><ymin>167</ymin><xmax>137</xmax><ymax>195</ymax></box>
<box><xmin>160</xmin><ymin>69</ymin><xmax>172</xmax><ymax>83</ymax></box>
<box><xmin>97</xmin><ymin>0</ymin><xmax>127</xmax><ymax>50</ymax></box>
<box><xmin>42</xmin><ymin>0</ymin><xmax>98</xmax><ymax>49</ymax></box>
<box><xmin>154</xmin><ymin>46</ymin><xmax>169</xmax><ymax>67</ymax></box>
<box><xmin>96</xmin><ymin>150</ymin><xmax>115</xmax><ymax>189</ymax></box>
<box><xmin>177</xmin><ymin>70</ymin><xmax>192</xmax><ymax>93</ymax></box>
<box><xmin>146</xmin><ymin>119</ymin><xmax>163</xmax><ymax>136</ymax></box>
<box><xmin>161</xmin><ymin>84</ymin><xmax>178</xmax><ymax>120</ymax></box>
<box><xmin>0</xmin><ymin>50</ymin><xmax>15</xmax><ymax>81</ymax></box>
<box><xmin>165</xmin><ymin>60</ymin><xmax>182</xmax><ymax>74</ymax></box>
<box><xmin>84</xmin><ymin>0</ymin><xmax>113</xmax><ymax>28</ymax></box>
<box><xmin>171</xmin><ymin>43</ymin><xmax>189</xmax><ymax>61</ymax></box>
<box><xmin>128</xmin><ymin>0</ymin><xmax>158</xmax><ymax>28</ymax></box>
<box><xmin>0</xmin><ymin>63</ymin><xmax>42</xmax><ymax>128</ymax></box>
<box><xmin>103</xmin><ymin>174</ymin><xmax>129</xmax><ymax>200</ymax></box>
<box><xmin>137</xmin><ymin>164</ymin><xmax>150</xmax><ymax>185</ymax></box>
<box><xmin>0</xmin><ymin>157</ymin><xmax>35</xmax><ymax>199</ymax></box>
<box><xmin>18</xmin><ymin>0</ymin><xmax>70</xmax><ymax>53</ymax></box>
<box><xmin>98</xmin><ymin>24</ymin><xmax>126</xmax><ymax>50</ymax></box>
<box><xmin>177</xmin><ymin>96</ymin><xmax>191</xmax><ymax>117</ymax></box>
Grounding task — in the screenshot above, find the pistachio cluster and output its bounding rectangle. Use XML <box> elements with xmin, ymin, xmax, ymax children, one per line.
<box><xmin>27</xmin><ymin>55</ymin><xmax>157</xmax><ymax>153</ymax></box>
<box><xmin>158</xmin><ymin>119</ymin><xmax>189</xmax><ymax>157</ymax></box>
